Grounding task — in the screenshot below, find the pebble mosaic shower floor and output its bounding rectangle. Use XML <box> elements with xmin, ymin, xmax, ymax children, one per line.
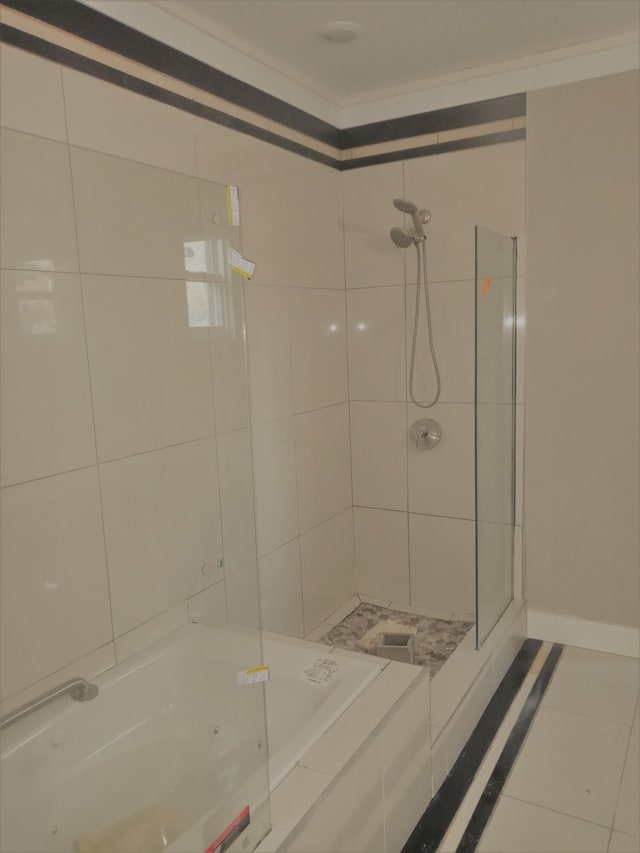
<box><xmin>319</xmin><ymin>602</ymin><xmax>473</xmax><ymax>677</ymax></box>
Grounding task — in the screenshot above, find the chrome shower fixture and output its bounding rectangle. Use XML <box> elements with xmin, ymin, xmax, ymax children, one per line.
<box><xmin>392</xmin><ymin>198</ymin><xmax>432</xmax><ymax>242</ymax></box>
<box><xmin>390</xmin><ymin>198</ymin><xmax>441</xmax><ymax>409</ymax></box>
<box><xmin>390</xmin><ymin>226</ymin><xmax>414</xmax><ymax>248</ymax></box>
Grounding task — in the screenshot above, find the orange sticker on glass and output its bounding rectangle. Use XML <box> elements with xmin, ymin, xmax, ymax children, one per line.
<box><xmin>482</xmin><ymin>276</ymin><xmax>492</xmax><ymax>297</ymax></box>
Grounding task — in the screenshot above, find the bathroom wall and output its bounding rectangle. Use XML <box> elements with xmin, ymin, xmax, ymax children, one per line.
<box><xmin>0</xmin><ymin>43</ymin><xmax>352</xmax><ymax>703</ymax></box>
<box><xmin>343</xmin><ymin>141</ymin><xmax>526</xmax><ymax>620</ymax></box>
<box><xmin>525</xmin><ymin>70</ymin><xmax>640</xmax><ymax>631</ymax></box>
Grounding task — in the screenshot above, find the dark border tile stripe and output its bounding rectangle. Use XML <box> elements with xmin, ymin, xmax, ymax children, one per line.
<box><xmin>456</xmin><ymin>643</ymin><xmax>564</xmax><ymax>853</ymax></box>
<box><xmin>1</xmin><ymin>0</ymin><xmax>341</xmax><ymax>147</ymax></box>
<box><xmin>342</xmin><ymin>128</ymin><xmax>526</xmax><ymax>170</ymax></box>
<box><xmin>1</xmin><ymin>0</ymin><xmax>525</xmax><ymax>153</ymax></box>
<box><xmin>340</xmin><ymin>94</ymin><xmax>526</xmax><ymax>148</ymax></box>
<box><xmin>401</xmin><ymin>638</ymin><xmax>543</xmax><ymax>853</ymax></box>
<box><xmin>0</xmin><ymin>23</ymin><xmax>342</xmax><ymax>170</ymax></box>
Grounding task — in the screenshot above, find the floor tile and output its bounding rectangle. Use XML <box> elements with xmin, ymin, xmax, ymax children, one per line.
<box><xmin>542</xmin><ymin>646</ymin><xmax>640</xmax><ymax>725</ymax></box>
<box><xmin>478</xmin><ymin>796</ymin><xmax>610</xmax><ymax>853</ymax></box>
<box><xmin>504</xmin><ymin>706</ymin><xmax>630</xmax><ymax>827</ymax></box>
<box><xmin>614</xmin><ymin>708</ymin><xmax>639</xmax><ymax>836</ymax></box>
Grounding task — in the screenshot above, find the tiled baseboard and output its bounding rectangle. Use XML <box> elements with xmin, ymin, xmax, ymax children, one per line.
<box><xmin>528</xmin><ymin>609</ymin><xmax>640</xmax><ymax>658</ymax></box>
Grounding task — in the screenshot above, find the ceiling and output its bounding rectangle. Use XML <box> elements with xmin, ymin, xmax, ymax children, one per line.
<box><xmin>154</xmin><ymin>0</ymin><xmax>639</xmax><ymax>103</ymax></box>
<box><xmin>84</xmin><ymin>0</ymin><xmax>639</xmax><ymax>126</ymax></box>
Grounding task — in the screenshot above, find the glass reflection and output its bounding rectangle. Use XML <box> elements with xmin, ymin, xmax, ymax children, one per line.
<box><xmin>183</xmin><ymin>238</ymin><xmax>228</xmax><ymax>279</ymax></box>
<box><xmin>15</xmin><ymin>273</ymin><xmax>57</xmax><ymax>335</ymax></box>
<box><xmin>186</xmin><ymin>281</ymin><xmax>236</xmax><ymax>336</ymax></box>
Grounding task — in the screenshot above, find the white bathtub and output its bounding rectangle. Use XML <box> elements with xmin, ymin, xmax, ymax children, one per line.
<box><xmin>0</xmin><ymin>623</ymin><xmax>380</xmax><ymax>853</ymax></box>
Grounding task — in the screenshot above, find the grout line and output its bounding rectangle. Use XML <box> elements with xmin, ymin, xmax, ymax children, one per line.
<box><xmin>60</xmin><ymin>75</ymin><xmax>117</xmax><ymax>646</ymax></box>
<box><xmin>501</xmin><ymin>794</ymin><xmax>617</xmax><ymax>832</ymax></box>
<box><xmin>610</xmin><ymin>693</ymin><xmax>640</xmax><ymax>836</ymax></box>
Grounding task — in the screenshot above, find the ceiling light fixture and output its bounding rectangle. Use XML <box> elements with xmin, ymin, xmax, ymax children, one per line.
<box><xmin>320</xmin><ymin>21</ymin><xmax>363</xmax><ymax>43</ymax></box>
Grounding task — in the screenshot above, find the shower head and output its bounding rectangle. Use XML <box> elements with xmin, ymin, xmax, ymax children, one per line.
<box><xmin>393</xmin><ymin>197</ymin><xmax>427</xmax><ymax>237</ymax></box>
<box><xmin>393</xmin><ymin>198</ymin><xmax>418</xmax><ymax>215</ymax></box>
<box><xmin>390</xmin><ymin>227</ymin><xmax>414</xmax><ymax>249</ymax></box>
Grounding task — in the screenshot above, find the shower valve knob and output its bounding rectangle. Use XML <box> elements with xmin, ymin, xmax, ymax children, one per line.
<box><xmin>410</xmin><ymin>418</ymin><xmax>441</xmax><ymax>450</ymax></box>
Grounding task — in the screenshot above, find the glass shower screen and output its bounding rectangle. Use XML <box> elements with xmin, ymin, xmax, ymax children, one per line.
<box><xmin>474</xmin><ymin>226</ymin><xmax>517</xmax><ymax>648</ymax></box>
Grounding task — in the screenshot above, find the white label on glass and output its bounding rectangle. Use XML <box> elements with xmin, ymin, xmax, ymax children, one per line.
<box><xmin>237</xmin><ymin>665</ymin><xmax>269</xmax><ymax>686</ymax></box>
<box><xmin>228</xmin><ymin>248</ymin><xmax>255</xmax><ymax>279</ymax></box>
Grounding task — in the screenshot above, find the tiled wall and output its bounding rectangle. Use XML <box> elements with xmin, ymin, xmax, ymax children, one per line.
<box><xmin>343</xmin><ymin>145</ymin><xmax>526</xmax><ymax>620</ymax></box>
<box><xmin>0</xmin><ymin>43</ymin><xmax>353</xmax><ymax>701</ymax></box>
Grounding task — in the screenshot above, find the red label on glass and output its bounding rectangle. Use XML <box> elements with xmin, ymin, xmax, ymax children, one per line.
<box><xmin>205</xmin><ymin>807</ymin><xmax>250</xmax><ymax>853</ymax></box>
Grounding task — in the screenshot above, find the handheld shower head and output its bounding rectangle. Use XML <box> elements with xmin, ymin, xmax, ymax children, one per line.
<box><xmin>393</xmin><ymin>198</ymin><xmax>418</xmax><ymax>215</ymax></box>
<box><xmin>393</xmin><ymin>198</ymin><xmax>424</xmax><ymax>236</ymax></box>
<box><xmin>390</xmin><ymin>227</ymin><xmax>414</xmax><ymax>249</ymax></box>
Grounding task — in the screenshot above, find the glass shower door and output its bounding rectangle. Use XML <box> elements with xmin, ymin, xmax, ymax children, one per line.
<box><xmin>475</xmin><ymin>226</ymin><xmax>517</xmax><ymax>647</ymax></box>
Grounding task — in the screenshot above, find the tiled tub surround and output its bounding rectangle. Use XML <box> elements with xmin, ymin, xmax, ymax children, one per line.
<box><xmin>0</xmin><ymin>42</ymin><xmax>353</xmax><ymax>704</ymax></box>
<box><xmin>256</xmin><ymin>599</ymin><xmax>527</xmax><ymax>852</ymax></box>
<box><xmin>318</xmin><ymin>600</ymin><xmax>473</xmax><ymax>677</ymax></box>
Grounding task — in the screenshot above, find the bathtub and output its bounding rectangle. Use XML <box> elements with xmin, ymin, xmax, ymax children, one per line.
<box><xmin>0</xmin><ymin>623</ymin><xmax>380</xmax><ymax>853</ymax></box>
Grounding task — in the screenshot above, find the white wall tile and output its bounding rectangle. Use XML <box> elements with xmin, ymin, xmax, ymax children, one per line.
<box><xmin>99</xmin><ymin>439</ymin><xmax>223</xmax><ymax>636</ymax></box>
<box><xmin>209</xmin><ymin>281</ymin><xmax>251</xmax><ymax>433</ymax></box>
<box><xmin>406</xmin><ymin>281</ymin><xmax>474</xmax><ymax>404</ymax></box>
<box><xmin>269</xmin><ymin>766</ymin><xmax>332</xmax><ymax>832</ymax></box>
<box><xmin>404</xmin><ymin>141</ymin><xmax>526</xmax><ymax>282</ymax></box>
<box><xmin>0</xmin><ymin>270</ymin><xmax>95</xmax><ymax>485</ymax></box>
<box><xmin>187</xmin><ymin>580</ymin><xmax>227</xmax><ymax>625</ymax></box>
<box><xmin>409</xmin><ymin>514</ymin><xmax>475</xmax><ymax>615</ymax></box>
<box><xmin>114</xmin><ymin>601</ymin><xmax>188</xmax><ymax>661</ymax></box>
<box><xmin>444</xmin><ymin>664</ymin><xmax>495</xmax><ymax>771</ymax></box>
<box><xmin>284</xmin><ymin>738</ymin><xmax>385</xmax><ymax>853</ymax></box>
<box><xmin>295</xmin><ymin>404</ymin><xmax>352</xmax><ymax>532</ymax></box>
<box><xmin>515</xmin><ymin>404</ymin><xmax>524</xmax><ymax>525</ymax></box>
<box><xmin>0</xmin><ymin>643</ymin><xmax>115</xmax><ymax>718</ymax></box>
<box><xmin>252</xmin><ymin>418</ymin><xmax>299</xmax><ymax>556</ymax></box>
<box><xmin>347</xmin><ymin>286</ymin><xmax>406</xmax><ymax>401</ymax></box>
<box><xmin>301</xmin><ymin>660</ymin><xmax>420</xmax><ymax>777</ymax></box>
<box><xmin>196</xmin><ymin>119</ymin><xmax>344</xmax><ymax>289</ymax></box>
<box><xmin>382</xmin><ymin>677</ymin><xmax>431</xmax><ymax>853</ymax></box>
<box><xmin>289</xmin><ymin>289</ymin><xmax>348</xmax><ymax>413</ymax></box>
<box><xmin>354</xmin><ymin>507</ymin><xmax>410</xmax><ymax>604</ymax></box>
<box><xmin>343</xmin><ymin>161</ymin><xmax>405</xmax><ymax>288</ymax></box>
<box><xmin>0</xmin><ymin>129</ymin><xmax>78</xmax><ymax>272</ymax></box>
<box><xmin>245</xmin><ymin>285</ymin><xmax>293</xmax><ymax>424</ymax></box>
<box><xmin>225</xmin><ymin>562</ymin><xmax>262</xmax><ymax>630</ymax></box>
<box><xmin>0</xmin><ymin>45</ymin><xmax>67</xmax><ymax>141</ymax></box>
<box><xmin>82</xmin><ymin>274</ymin><xmax>215</xmax><ymax>461</ymax></box>
<box><xmin>217</xmin><ymin>428</ymin><xmax>257</xmax><ymax>575</ymax></box>
<box><xmin>63</xmin><ymin>68</ymin><xmax>197</xmax><ymax>174</ymax></box>
<box><xmin>350</xmin><ymin>401</ymin><xmax>407</xmax><ymax>511</ymax></box>
<box><xmin>259</xmin><ymin>540</ymin><xmax>304</xmax><ymax>637</ymax></box>
<box><xmin>408</xmin><ymin>402</ymin><xmax>474</xmax><ymax>520</ymax></box>
<box><xmin>0</xmin><ymin>469</ymin><xmax>112</xmax><ymax>698</ymax></box>
<box><xmin>300</xmin><ymin>509</ymin><xmax>355</xmax><ymax>632</ymax></box>
<box><xmin>70</xmin><ymin>146</ymin><xmax>202</xmax><ymax>279</ymax></box>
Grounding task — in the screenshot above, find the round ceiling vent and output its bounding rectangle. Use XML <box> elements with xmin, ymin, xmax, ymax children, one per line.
<box><xmin>320</xmin><ymin>21</ymin><xmax>363</xmax><ymax>43</ymax></box>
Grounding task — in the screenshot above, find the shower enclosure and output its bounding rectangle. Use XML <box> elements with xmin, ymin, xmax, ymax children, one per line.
<box><xmin>475</xmin><ymin>226</ymin><xmax>517</xmax><ymax>647</ymax></box>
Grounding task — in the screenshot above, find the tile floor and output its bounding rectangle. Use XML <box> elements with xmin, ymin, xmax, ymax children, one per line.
<box><xmin>308</xmin><ymin>595</ymin><xmax>473</xmax><ymax>677</ymax></box>
<box><xmin>472</xmin><ymin>646</ymin><xmax>639</xmax><ymax>853</ymax></box>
